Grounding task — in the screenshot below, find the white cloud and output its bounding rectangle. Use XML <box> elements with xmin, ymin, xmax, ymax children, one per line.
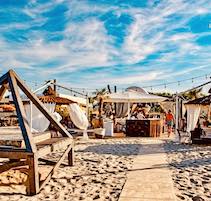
<box><xmin>0</xmin><ymin>0</ymin><xmax>211</xmax><ymax>91</ymax></box>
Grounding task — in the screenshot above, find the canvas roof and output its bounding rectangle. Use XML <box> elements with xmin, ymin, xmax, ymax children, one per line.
<box><xmin>102</xmin><ymin>91</ymin><xmax>167</xmax><ymax>103</ymax></box>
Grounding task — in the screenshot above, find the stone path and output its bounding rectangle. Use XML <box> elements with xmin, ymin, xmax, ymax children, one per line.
<box><xmin>119</xmin><ymin>139</ymin><xmax>177</xmax><ymax>201</ymax></box>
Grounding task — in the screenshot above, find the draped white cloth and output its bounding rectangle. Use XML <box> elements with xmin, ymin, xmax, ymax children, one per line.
<box><xmin>68</xmin><ymin>103</ymin><xmax>89</xmax><ymax>130</ymax></box>
<box><xmin>186</xmin><ymin>104</ymin><xmax>201</xmax><ymax>133</ymax></box>
<box><xmin>24</xmin><ymin>103</ymin><xmax>56</xmax><ymax>132</ymax></box>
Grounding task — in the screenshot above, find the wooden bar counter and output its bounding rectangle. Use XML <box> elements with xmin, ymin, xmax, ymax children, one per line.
<box><xmin>126</xmin><ymin>119</ymin><xmax>162</xmax><ymax>137</ymax></box>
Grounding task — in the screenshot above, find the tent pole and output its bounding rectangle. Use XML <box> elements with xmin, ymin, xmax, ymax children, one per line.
<box><xmin>127</xmin><ymin>102</ymin><xmax>130</xmax><ymax>119</ymax></box>
<box><xmin>30</xmin><ymin>101</ymin><xmax>32</xmax><ymax>132</ymax></box>
<box><xmin>175</xmin><ymin>93</ymin><xmax>179</xmax><ymax>133</ymax></box>
<box><xmin>86</xmin><ymin>92</ymin><xmax>89</xmax><ymax>120</ymax></box>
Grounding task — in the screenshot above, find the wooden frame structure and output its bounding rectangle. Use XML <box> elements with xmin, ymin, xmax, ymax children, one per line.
<box><xmin>0</xmin><ymin>70</ymin><xmax>74</xmax><ymax>195</ymax></box>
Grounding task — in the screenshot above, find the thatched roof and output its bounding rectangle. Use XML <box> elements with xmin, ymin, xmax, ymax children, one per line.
<box><xmin>186</xmin><ymin>95</ymin><xmax>211</xmax><ymax>105</ymax></box>
<box><xmin>38</xmin><ymin>96</ymin><xmax>75</xmax><ymax>104</ymax></box>
<box><xmin>21</xmin><ymin>95</ymin><xmax>76</xmax><ymax>105</ymax></box>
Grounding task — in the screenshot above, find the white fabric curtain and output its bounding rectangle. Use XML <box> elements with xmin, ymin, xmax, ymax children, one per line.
<box><xmin>186</xmin><ymin>104</ymin><xmax>201</xmax><ymax>133</ymax></box>
<box><xmin>24</xmin><ymin>103</ymin><xmax>56</xmax><ymax>132</ymax></box>
<box><xmin>68</xmin><ymin>103</ymin><xmax>89</xmax><ymax>130</ymax></box>
<box><xmin>116</xmin><ymin>103</ymin><xmax>129</xmax><ymax>118</ymax></box>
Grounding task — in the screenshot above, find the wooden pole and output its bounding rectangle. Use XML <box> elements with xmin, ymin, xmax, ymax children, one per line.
<box><xmin>53</xmin><ymin>79</ymin><xmax>56</xmax><ymax>94</ymax></box>
<box><xmin>107</xmin><ymin>85</ymin><xmax>111</xmax><ymax>93</ymax></box>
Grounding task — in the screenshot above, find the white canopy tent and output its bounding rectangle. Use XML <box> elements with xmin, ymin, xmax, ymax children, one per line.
<box><xmin>102</xmin><ymin>91</ymin><xmax>166</xmax><ymax>119</ymax></box>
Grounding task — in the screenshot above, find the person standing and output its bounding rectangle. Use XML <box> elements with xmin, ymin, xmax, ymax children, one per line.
<box><xmin>166</xmin><ymin>110</ymin><xmax>174</xmax><ymax>137</ymax></box>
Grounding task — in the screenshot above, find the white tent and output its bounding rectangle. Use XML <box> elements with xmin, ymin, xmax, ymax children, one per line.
<box><xmin>103</xmin><ymin>91</ymin><xmax>166</xmax><ymax>103</ymax></box>
<box><xmin>102</xmin><ymin>91</ymin><xmax>166</xmax><ymax>119</ymax></box>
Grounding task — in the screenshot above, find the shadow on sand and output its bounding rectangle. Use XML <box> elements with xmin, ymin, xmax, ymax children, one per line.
<box><xmin>77</xmin><ymin>143</ymin><xmax>141</xmax><ymax>156</ymax></box>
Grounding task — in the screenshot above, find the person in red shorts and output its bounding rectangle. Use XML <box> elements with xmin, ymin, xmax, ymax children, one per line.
<box><xmin>166</xmin><ymin>110</ymin><xmax>174</xmax><ymax>137</ymax></box>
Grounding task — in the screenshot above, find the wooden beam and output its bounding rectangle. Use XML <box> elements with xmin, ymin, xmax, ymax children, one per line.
<box><xmin>0</xmin><ymin>160</ymin><xmax>27</xmax><ymax>174</ymax></box>
<box><xmin>0</xmin><ymin>84</ymin><xmax>7</xmax><ymax>101</ymax></box>
<box><xmin>39</xmin><ymin>144</ymin><xmax>72</xmax><ymax>190</ymax></box>
<box><xmin>38</xmin><ymin>158</ymin><xmax>68</xmax><ymax>166</ymax></box>
<box><xmin>8</xmin><ymin>71</ymin><xmax>37</xmax><ymax>153</ymax></box>
<box><xmin>0</xmin><ymin>150</ymin><xmax>33</xmax><ymax>159</ymax></box>
<box><xmin>11</xmin><ymin>70</ymin><xmax>72</xmax><ymax>138</ymax></box>
<box><xmin>0</xmin><ymin>72</ymin><xmax>8</xmax><ymax>86</ymax></box>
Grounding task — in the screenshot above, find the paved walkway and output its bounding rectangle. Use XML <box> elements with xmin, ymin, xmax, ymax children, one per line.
<box><xmin>119</xmin><ymin>139</ymin><xmax>177</xmax><ymax>201</ymax></box>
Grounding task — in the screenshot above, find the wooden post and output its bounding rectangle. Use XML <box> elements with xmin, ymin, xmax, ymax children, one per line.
<box><xmin>107</xmin><ymin>85</ymin><xmax>111</xmax><ymax>93</ymax></box>
<box><xmin>27</xmin><ymin>154</ymin><xmax>39</xmax><ymax>195</ymax></box>
<box><xmin>53</xmin><ymin>79</ymin><xmax>56</xmax><ymax>94</ymax></box>
<box><xmin>68</xmin><ymin>143</ymin><xmax>74</xmax><ymax>166</ymax></box>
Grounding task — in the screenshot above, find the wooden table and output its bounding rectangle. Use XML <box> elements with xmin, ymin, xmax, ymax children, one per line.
<box><xmin>126</xmin><ymin>119</ymin><xmax>162</xmax><ymax>137</ymax></box>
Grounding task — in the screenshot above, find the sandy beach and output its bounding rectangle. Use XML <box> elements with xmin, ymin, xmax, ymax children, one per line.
<box><xmin>165</xmin><ymin>141</ymin><xmax>211</xmax><ymax>201</ymax></box>
<box><xmin>0</xmin><ymin>138</ymin><xmax>141</xmax><ymax>201</ymax></box>
<box><xmin>0</xmin><ymin>137</ymin><xmax>210</xmax><ymax>201</ymax></box>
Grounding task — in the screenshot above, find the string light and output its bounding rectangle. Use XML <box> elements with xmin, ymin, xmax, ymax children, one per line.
<box><xmin>22</xmin><ymin>72</ymin><xmax>211</xmax><ymax>92</ymax></box>
<box><xmin>139</xmin><ymin>72</ymin><xmax>211</xmax><ymax>89</ymax></box>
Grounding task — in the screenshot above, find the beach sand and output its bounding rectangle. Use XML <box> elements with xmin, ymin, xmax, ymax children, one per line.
<box><xmin>0</xmin><ymin>137</ymin><xmax>210</xmax><ymax>201</ymax></box>
<box><xmin>0</xmin><ymin>138</ymin><xmax>141</xmax><ymax>201</ymax></box>
<box><xmin>165</xmin><ymin>141</ymin><xmax>211</xmax><ymax>201</ymax></box>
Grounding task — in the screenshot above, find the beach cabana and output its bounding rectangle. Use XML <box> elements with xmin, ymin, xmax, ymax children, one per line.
<box><xmin>102</xmin><ymin>91</ymin><xmax>166</xmax><ymax>118</ymax></box>
<box><xmin>186</xmin><ymin>94</ymin><xmax>211</xmax><ymax>144</ymax></box>
<box><xmin>101</xmin><ymin>91</ymin><xmax>166</xmax><ymax>137</ymax></box>
<box><xmin>22</xmin><ymin>95</ymin><xmax>75</xmax><ymax>132</ymax></box>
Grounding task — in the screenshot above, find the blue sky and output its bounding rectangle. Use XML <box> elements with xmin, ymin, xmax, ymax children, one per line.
<box><xmin>0</xmin><ymin>0</ymin><xmax>211</xmax><ymax>93</ymax></box>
